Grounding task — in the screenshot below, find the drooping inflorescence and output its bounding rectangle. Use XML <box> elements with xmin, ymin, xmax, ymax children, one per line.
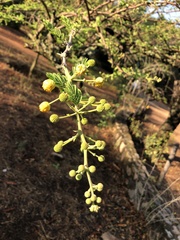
<box><xmin>39</xmin><ymin>31</ymin><xmax>111</xmax><ymax>212</ymax></box>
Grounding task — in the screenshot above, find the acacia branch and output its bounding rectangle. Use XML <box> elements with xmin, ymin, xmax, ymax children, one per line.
<box><xmin>90</xmin><ymin>0</ymin><xmax>114</xmax><ymax>14</ymax></box>
<box><xmin>58</xmin><ymin>30</ymin><xmax>76</xmax><ymax>67</ymax></box>
<box><xmin>39</xmin><ymin>0</ymin><xmax>51</xmax><ymax>19</ymax></box>
<box><xmin>83</xmin><ymin>0</ymin><xmax>91</xmax><ymax>22</ymax></box>
<box><xmin>90</xmin><ymin>1</ymin><xmax>178</xmax><ymax>19</ymax></box>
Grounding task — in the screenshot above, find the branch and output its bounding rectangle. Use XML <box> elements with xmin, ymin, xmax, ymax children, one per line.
<box><xmin>90</xmin><ymin>0</ymin><xmax>114</xmax><ymax>14</ymax></box>
<box><xmin>39</xmin><ymin>0</ymin><xmax>51</xmax><ymax>19</ymax></box>
<box><xmin>58</xmin><ymin>30</ymin><xmax>76</xmax><ymax>67</ymax></box>
<box><xmin>83</xmin><ymin>0</ymin><xmax>91</xmax><ymax>22</ymax></box>
<box><xmin>90</xmin><ymin>1</ymin><xmax>179</xmax><ymax>19</ymax></box>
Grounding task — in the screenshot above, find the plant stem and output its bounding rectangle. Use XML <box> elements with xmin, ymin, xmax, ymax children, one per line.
<box><xmin>59</xmin><ymin>112</ymin><xmax>77</xmax><ymax>119</ymax></box>
<box><xmin>76</xmin><ymin>108</ymin><xmax>94</xmax><ymax>196</ymax></box>
<box><xmin>50</xmin><ymin>98</ymin><xmax>59</xmax><ymax>104</ymax></box>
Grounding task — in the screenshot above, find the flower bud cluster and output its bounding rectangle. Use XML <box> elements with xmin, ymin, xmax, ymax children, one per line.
<box><xmin>84</xmin><ymin>182</ymin><xmax>103</xmax><ymax>212</ymax></box>
<box><xmin>75</xmin><ymin>64</ymin><xmax>86</xmax><ymax>76</ymax></box>
<box><xmin>80</xmin><ymin>138</ymin><xmax>106</xmax><ymax>156</ymax></box>
<box><xmin>96</xmin><ymin>99</ymin><xmax>111</xmax><ymax>113</ymax></box>
<box><xmin>69</xmin><ymin>164</ymin><xmax>86</xmax><ymax>181</ymax></box>
<box><xmin>89</xmin><ymin>204</ymin><xmax>100</xmax><ymax>212</ymax></box>
<box><xmin>69</xmin><ymin>164</ymin><xmax>97</xmax><ymax>181</ymax></box>
<box><xmin>38</xmin><ymin>54</ymin><xmax>111</xmax><ymax>212</ymax></box>
<box><xmin>95</xmin><ymin>140</ymin><xmax>106</xmax><ymax>150</ymax></box>
<box><xmin>74</xmin><ymin>59</ymin><xmax>95</xmax><ymax>77</ymax></box>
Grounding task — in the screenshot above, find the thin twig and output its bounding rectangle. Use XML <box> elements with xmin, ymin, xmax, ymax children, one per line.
<box><xmin>90</xmin><ymin>0</ymin><xmax>114</xmax><ymax>14</ymax></box>
<box><xmin>58</xmin><ymin>30</ymin><xmax>76</xmax><ymax>66</ymax></box>
<box><xmin>83</xmin><ymin>0</ymin><xmax>91</xmax><ymax>22</ymax></box>
<box><xmin>145</xmin><ymin>177</ymin><xmax>180</xmax><ymax>214</ymax></box>
<box><xmin>137</xmin><ymin>164</ymin><xmax>156</xmax><ymax>211</ymax></box>
<box><xmin>39</xmin><ymin>0</ymin><xmax>51</xmax><ymax>19</ymax></box>
<box><xmin>146</xmin><ymin>196</ymin><xmax>180</xmax><ymax>225</ymax></box>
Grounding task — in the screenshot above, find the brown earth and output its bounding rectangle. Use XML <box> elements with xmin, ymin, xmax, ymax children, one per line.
<box><xmin>0</xmin><ymin>26</ymin><xmax>179</xmax><ymax>240</ymax></box>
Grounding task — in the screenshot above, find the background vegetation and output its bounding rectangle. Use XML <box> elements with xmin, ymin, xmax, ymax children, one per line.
<box><xmin>1</xmin><ymin>0</ymin><xmax>179</xmax><ymax>129</ymax></box>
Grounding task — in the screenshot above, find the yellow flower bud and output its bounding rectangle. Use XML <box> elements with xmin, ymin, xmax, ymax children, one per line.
<box><xmin>97</xmin><ymin>187</ymin><xmax>103</xmax><ymax>192</ymax></box>
<box><xmin>75</xmin><ymin>64</ymin><xmax>86</xmax><ymax>76</ymax></box>
<box><xmin>95</xmin><ymin>140</ymin><xmax>102</xmax><ymax>148</ymax></box>
<box><xmin>88</xmin><ymin>96</ymin><xmax>96</xmax><ymax>104</ymax></box>
<box><xmin>89</xmin><ymin>165</ymin><xmax>96</xmax><ymax>173</ymax></box>
<box><xmin>42</xmin><ymin>79</ymin><xmax>55</xmax><ymax>92</ymax></box>
<box><xmin>98</xmin><ymin>141</ymin><xmax>106</xmax><ymax>150</ymax></box>
<box><xmin>39</xmin><ymin>101</ymin><xmax>50</xmax><ymax>112</ymax></box>
<box><xmin>54</xmin><ymin>140</ymin><xmax>63</xmax><ymax>152</ymax></box>
<box><xmin>69</xmin><ymin>170</ymin><xmax>76</xmax><ymax>177</ymax></box>
<box><xmin>89</xmin><ymin>204</ymin><xmax>100</xmax><ymax>212</ymax></box>
<box><xmin>54</xmin><ymin>144</ymin><xmax>62</xmax><ymax>153</ymax></box>
<box><xmin>49</xmin><ymin>114</ymin><xmax>59</xmax><ymax>123</ymax></box>
<box><xmin>59</xmin><ymin>92</ymin><xmax>68</xmax><ymax>102</ymax></box>
<box><xmin>104</xmin><ymin>103</ymin><xmax>111</xmax><ymax>111</ymax></box>
<box><xmin>78</xmin><ymin>164</ymin><xmax>85</xmax><ymax>172</ymax></box>
<box><xmin>75</xmin><ymin>174</ymin><xmax>82</xmax><ymax>181</ymax></box>
<box><xmin>98</xmin><ymin>155</ymin><xmax>105</xmax><ymax>162</ymax></box>
<box><xmin>84</xmin><ymin>191</ymin><xmax>90</xmax><ymax>198</ymax></box>
<box><xmin>96</xmin><ymin>197</ymin><xmax>102</xmax><ymax>204</ymax></box>
<box><xmin>81</xmin><ymin>118</ymin><xmax>88</xmax><ymax>125</ymax></box>
<box><xmin>97</xmin><ymin>183</ymin><xmax>103</xmax><ymax>191</ymax></box>
<box><xmin>87</xmin><ymin>59</ymin><xmax>95</xmax><ymax>67</ymax></box>
<box><xmin>100</xmin><ymin>99</ymin><xmax>106</xmax><ymax>104</ymax></box>
<box><xmin>95</xmin><ymin>77</ymin><xmax>104</xmax><ymax>87</ymax></box>
<box><xmin>91</xmin><ymin>194</ymin><xmax>97</xmax><ymax>202</ymax></box>
<box><xmin>85</xmin><ymin>198</ymin><xmax>92</xmax><ymax>205</ymax></box>
<box><xmin>96</xmin><ymin>104</ymin><xmax>104</xmax><ymax>112</ymax></box>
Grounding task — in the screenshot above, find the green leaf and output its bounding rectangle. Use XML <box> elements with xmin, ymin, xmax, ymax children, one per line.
<box><xmin>65</xmin><ymin>82</ymin><xmax>82</xmax><ymax>105</ymax></box>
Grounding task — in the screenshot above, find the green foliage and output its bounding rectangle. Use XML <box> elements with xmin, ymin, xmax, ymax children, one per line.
<box><xmin>1</xmin><ymin>1</ymin><xmax>179</xmax><ymax>96</ymax></box>
<box><xmin>118</xmin><ymin>67</ymin><xmax>163</xmax><ymax>98</ymax></box>
<box><xmin>98</xmin><ymin>107</ymin><xmax>116</xmax><ymax>127</ymax></box>
<box><xmin>129</xmin><ymin>118</ymin><xmax>143</xmax><ymax>139</ymax></box>
<box><xmin>144</xmin><ymin>132</ymin><xmax>170</xmax><ymax>164</ymax></box>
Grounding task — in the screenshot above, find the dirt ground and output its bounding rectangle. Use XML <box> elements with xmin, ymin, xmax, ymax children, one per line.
<box><xmin>0</xmin><ymin>26</ymin><xmax>179</xmax><ymax>240</ymax></box>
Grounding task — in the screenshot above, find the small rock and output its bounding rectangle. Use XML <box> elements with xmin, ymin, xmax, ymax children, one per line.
<box><xmin>101</xmin><ymin>231</ymin><xmax>120</xmax><ymax>240</ymax></box>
